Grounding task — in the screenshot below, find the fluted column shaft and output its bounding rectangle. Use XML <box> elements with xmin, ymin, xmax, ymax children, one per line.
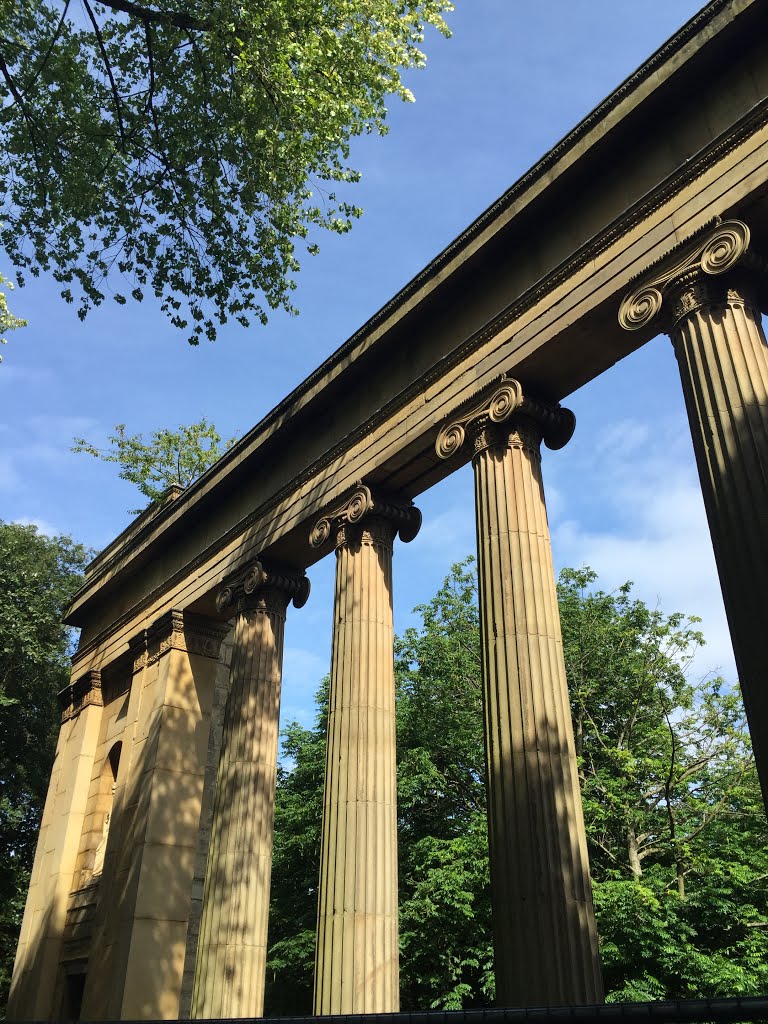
<box><xmin>435</xmin><ymin>379</ymin><xmax>602</xmax><ymax>1006</ymax></box>
<box><xmin>314</xmin><ymin>517</ymin><xmax>399</xmax><ymax>1015</ymax></box>
<box><xmin>473</xmin><ymin>418</ymin><xmax>602</xmax><ymax>1006</ymax></box>
<box><xmin>620</xmin><ymin>221</ymin><xmax>768</xmax><ymax>809</ymax></box>
<box><xmin>668</xmin><ymin>271</ymin><xmax>768</xmax><ymax>800</ymax></box>
<box><xmin>191</xmin><ymin>584</ymin><xmax>289</xmax><ymax>1019</ymax></box>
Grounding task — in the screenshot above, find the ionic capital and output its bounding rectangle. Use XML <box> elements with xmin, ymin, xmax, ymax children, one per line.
<box><xmin>215</xmin><ymin>559</ymin><xmax>310</xmax><ymax>618</ymax></box>
<box><xmin>435</xmin><ymin>376</ymin><xmax>575</xmax><ymax>461</ymax></box>
<box><xmin>619</xmin><ymin>219</ymin><xmax>765</xmax><ymax>331</ymax></box>
<box><xmin>309</xmin><ymin>484</ymin><xmax>421</xmax><ymax>552</ymax></box>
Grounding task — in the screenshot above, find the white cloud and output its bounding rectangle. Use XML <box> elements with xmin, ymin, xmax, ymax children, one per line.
<box><xmin>549</xmin><ymin>414</ymin><xmax>736</xmax><ymax>685</ymax></box>
<box><xmin>414</xmin><ymin>502</ymin><xmax>475</xmax><ymax>555</ymax></box>
<box><xmin>0</xmin><ymin>413</ymin><xmax>99</xmax><ymax>495</ymax></box>
<box><xmin>12</xmin><ymin>515</ymin><xmax>61</xmax><ymax>537</ymax></box>
<box><xmin>281</xmin><ymin>645</ymin><xmax>328</xmax><ymax>728</ymax></box>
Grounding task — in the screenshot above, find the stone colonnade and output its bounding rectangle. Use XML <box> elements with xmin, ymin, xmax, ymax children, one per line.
<box><xmin>188</xmin><ymin>218</ymin><xmax>768</xmax><ymax>1016</ymax></box>
<box><xmin>190</xmin><ymin>391</ymin><xmax>604</xmax><ymax>1014</ymax></box>
<box><xmin>17</xmin><ymin>217</ymin><xmax>765</xmax><ymax>1021</ymax></box>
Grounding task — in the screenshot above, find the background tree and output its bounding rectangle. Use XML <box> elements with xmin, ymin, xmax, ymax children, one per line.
<box><xmin>72</xmin><ymin>417</ymin><xmax>237</xmax><ymax>512</ymax></box>
<box><xmin>266</xmin><ymin>685</ymin><xmax>328</xmax><ymax>1016</ymax></box>
<box><xmin>0</xmin><ymin>272</ymin><xmax>25</xmax><ymax>363</ymax></box>
<box><xmin>0</xmin><ymin>522</ymin><xmax>90</xmax><ymax>1014</ymax></box>
<box><xmin>0</xmin><ymin>0</ymin><xmax>452</xmax><ymax>346</ymax></box>
<box><xmin>395</xmin><ymin>559</ymin><xmax>492</xmax><ymax>1009</ymax></box>
<box><xmin>266</xmin><ymin>560</ymin><xmax>768</xmax><ymax>1010</ymax></box>
<box><xmin>560</xmin><ymin>567</ymin><xmax>768</xmax><ymax>1000</ymax></box>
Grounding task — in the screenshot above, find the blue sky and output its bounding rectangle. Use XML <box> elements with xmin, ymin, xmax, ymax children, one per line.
<box><xmin>1</xmin><ymin>0</ymin><xmax>735</xmax><ymax>728</ymax></box>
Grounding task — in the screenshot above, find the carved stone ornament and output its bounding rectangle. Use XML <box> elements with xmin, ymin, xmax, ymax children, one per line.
<box><xmin>309</xmin><ymin>484</ymin><xmax>422</xmax><ymax>551</ymax></box>
<box><xmin>129</xmin><ymin>609</ymin><xmax>231</xmax><ymax>671</ymax></box>
<box><xmin>59</xmin><ymin>670</ymin><xmax>103</xmax><ymax>723</ymax></box>
<box><xmin>215</xmin><ymin>558</ymin><xmax>310</xmax><ymax>616</ymax></box>
<box><xmin>618</xmin><ymin>219</ymin><xmax>760</xmax><ymax>331</ymax></box>
<box><xmin>435</xmin><ymin>375</ymin><xmax>576</xmax><ymax>461</ymax></box>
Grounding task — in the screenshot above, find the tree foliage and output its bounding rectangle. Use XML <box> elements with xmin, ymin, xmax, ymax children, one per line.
<box><xmin>560</xmin><ymin>567</ymin><xmax>768</xmax><ymax>1000</ymax></box>
<box><xmin>72</xmin><ymin>416</ymin><xmax>237</xmax><ymax>512</ymax></box>
<box><xmin>0</xmin><ymin>522</ymin><xmax>90</xmax><ymax>1014</ymax></box>
<box><xmin>0</xmin><ymin>0</ymin><xmax>452</xmax><ymax>345</ymax></box>
<box><xmin>0</xmin><ymin>272</ymin><xmax>26</xmax><ymax>362</ymax></box>
<box><xmin>266</xmin><ymin>560</ymin><xmax>768</xmax><ymax>1010</ymax></box>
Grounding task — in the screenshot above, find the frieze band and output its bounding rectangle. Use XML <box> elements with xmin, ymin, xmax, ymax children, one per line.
<box><xmin>435</xmin><ymin>376</ymin><xmax>576</xmax><ymax>461</ymax></box>
<box><xmin>309</xmin><ymin>484</ymin><xmax>422</xmax><ymax>550</ymax></box>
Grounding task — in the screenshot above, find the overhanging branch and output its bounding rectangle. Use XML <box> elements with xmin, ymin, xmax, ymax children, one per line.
<box><xmin>99</xmin><ymin>0</ymin><xmax>211</xmax><ymax>33</ymax></box>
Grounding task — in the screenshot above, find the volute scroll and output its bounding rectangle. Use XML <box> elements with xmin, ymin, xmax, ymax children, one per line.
<box><xmin>309</xmin><ymin>483</ymin><xmax>421</xmax><ymax>550</ymax></box>
<box><xmin>435</xmin><ymin>375</ymin><xmax>575</xmax><ymax>460</ymax></box>
<box><xmin>215</xmin><ymin>558</ymin><xmax>310</xmax><ymax>615</ymax></box>
<box><xmin>619</xmin><ymin>219</ymin><xmax>758</xmax><ymax>331</ymax></box>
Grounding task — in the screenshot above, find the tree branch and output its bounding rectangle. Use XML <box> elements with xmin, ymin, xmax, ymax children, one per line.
<box><xmin>99</xmin><ymin>0</ymin><xmax>211</xmax><ymax>33</ymax></box>
<box><xmin>22</xmin><ymin>0</ymin><xmax>71</xmax><ymax>97</ymax></box>
<box><xmin>0</xmin><ymin>53</ymin><xmax>44</xmax><ymax>182</ymax></box>
<box><xmin>82</xmin><ymin>0</ymin><xmax>127</xmax><ymax>150</ymax></box>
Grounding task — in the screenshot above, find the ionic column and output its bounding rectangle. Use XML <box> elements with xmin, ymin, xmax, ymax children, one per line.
<box><xmin>191</xmin><ymin>560</ymin><xmax>309</xmax><ymax>1019</ymax></box>
<box><xmin>436</xmin><ymin>379</ymin><xmax>603</xmax><ymax>1006</ymax></box>
<box><xmin>620</xmin><ymin>219</ymin><xmax>768</xmax><ymax>804</ymax></box>
<box><xmin>309</xmin><ymin>485</ymin><xmax>421</xmax><ymax>1015</ymax></box>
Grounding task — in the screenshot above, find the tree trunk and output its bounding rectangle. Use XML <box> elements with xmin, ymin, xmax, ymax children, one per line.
<box><xmin>626</xmin><ymin>826</ymin><xmax>642</xmax><ymax>880</ymax></box>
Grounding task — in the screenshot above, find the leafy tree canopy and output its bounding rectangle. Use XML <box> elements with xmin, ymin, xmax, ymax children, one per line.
<box><xmin>266</xmin><ymin>560</ymin><xmax>768</xmax><ymax>1011</ymax></box>
<box><xmin>0</xmin><ymin>521</ymin><xmax>90</xmax><ymax>1013</ymax></box>
<box><xmin>0</xmin><ymin>0</ymin><xmax>452</xmax><ymax>346</ymax></box>
<box><xmin>0</xmin><ymin>272</ymin><xmax>25</xmax><ymax>362</ymax></box>
<box><xmin>72</xmin><ymin>416</ymin><xmax>237</xmax><ymax>512</ymax></box>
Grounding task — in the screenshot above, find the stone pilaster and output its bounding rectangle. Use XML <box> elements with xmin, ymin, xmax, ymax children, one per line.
<box><xmin>310</xmin><ymin>485</ymin><xmax>420</xmax><ymax>1015</ymax></box>
<box><xmin>620</xmin><ymin>218</ymin><xmax>768</xmax><ymax>805</ymax></box>
<box><xmin>191</xmin><ymin>560</ymin><xmax>309</xmax><ymax>1020</ymax></box>
<box><xmin>82</xmin><ymin>610</ymin><xmax>230</xmax><ymax>1022</ymax></box>
<box><xmin>436</xmin><ymin>378</ymin><xmax>603</xmax><ymax>1006</ymax></box>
